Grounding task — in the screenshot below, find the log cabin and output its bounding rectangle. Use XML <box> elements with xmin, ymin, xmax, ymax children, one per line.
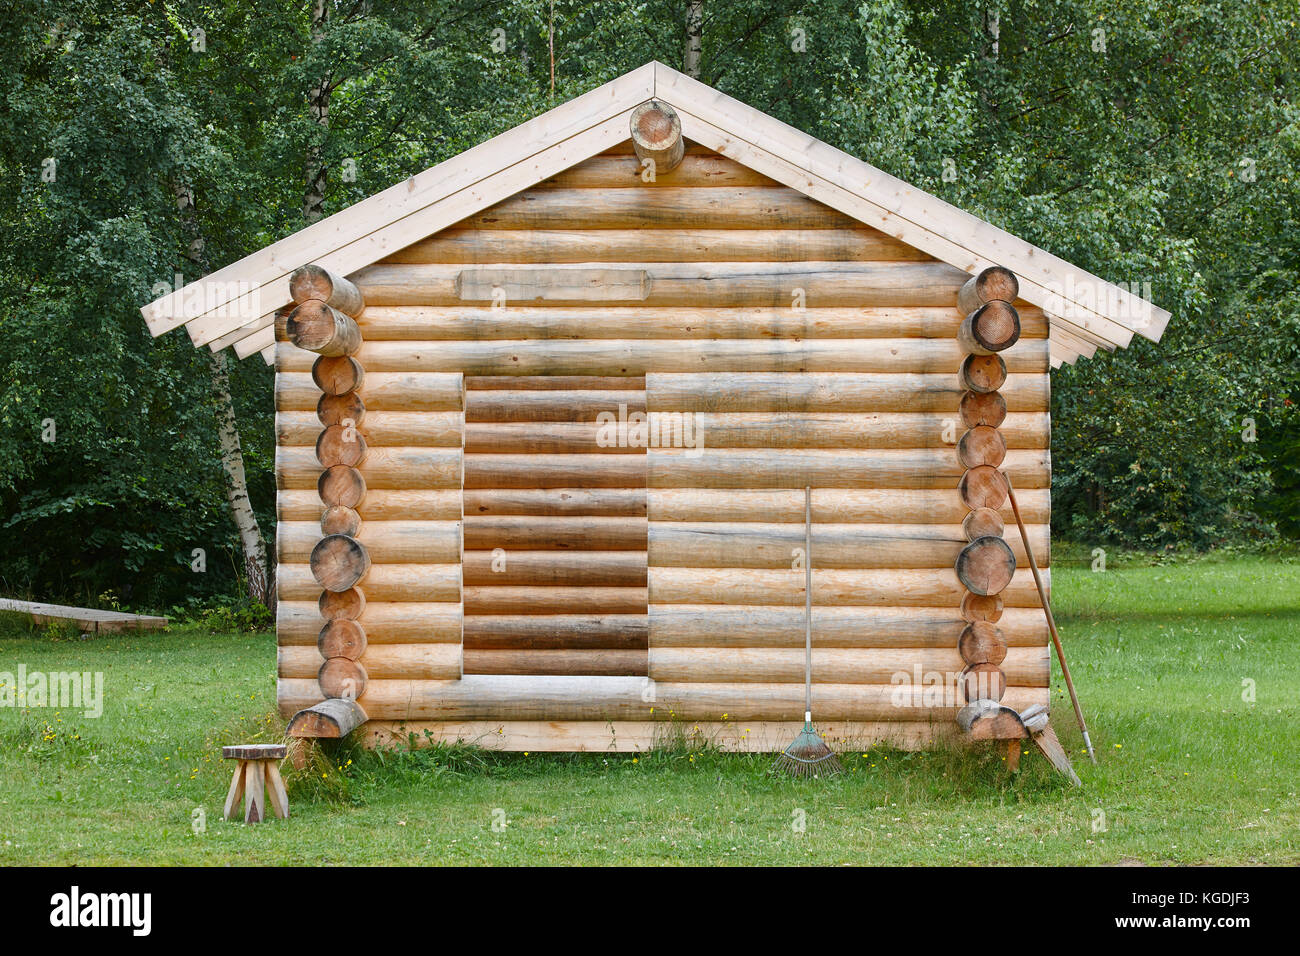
<box><xmin>140</xmin><ymin>61</ymin><xmax>1169</xmax><ymax>758</ymax></box>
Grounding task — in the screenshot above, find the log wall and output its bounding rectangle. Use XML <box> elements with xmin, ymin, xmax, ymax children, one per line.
<box><xmin>274</xmin><ymin>142</ymin><xmax>1051</xmax><ymax>746</ymax></box>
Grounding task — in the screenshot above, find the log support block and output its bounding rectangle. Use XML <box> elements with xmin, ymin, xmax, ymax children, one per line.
<box><xmin>288</xmin><ymin>698</ymin><xmax>369</xmax><ymax>739</ymax></box>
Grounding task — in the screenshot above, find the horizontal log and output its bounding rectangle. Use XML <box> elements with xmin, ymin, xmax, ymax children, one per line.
<box><xmin>463</xmin><ymin>614</ymin><xmax>649</xmax><ymax>650</ymax></box>
<box><xmin>465</xmin><ymin>375</ymin><xmax>646</xmax><ymax>390</ymax></box>
<box><xmin>645</xmin><ymin>448</ymin><xmax>1049</xmax><ymax>489</ymax></box>
<box><xmin>956</xmin><ymin>535</ymin><xmax>1018</xmax><ymax>596</ymax></box>
<box><xmin>276</xmin><ymin>371</ymin><xmax>463</xmax><ymax>412</ymax></box>
<box><xmin>277</xmin><ymin>674</ymin><xmax>1048</xmax><ymax>722</ymax></box>
<box><xmin>319</xmin><ymin>658</ymin><xmax>368</xmax><ymax>700</ymax></box>
<box><xmin>317</xmin><ymin>465</ymin><xmax>366</xmax><ymax>509</ymax></box>
<box><xmin>275</xmin><ymin>336</ymin><xmax>1050</xmax><ymax>375</ymax></box>
<box><xmin>463</xmin><ymin>488</ymin><xmax>647</xmax><ymax>517</ymax></box>
<box><xmin>648</xmin><ymin>567</ymin><xmax>1046</xmax><ymax>607</ymax></box>
<box><xmin>462</xmin><ymin>550</ymin><xmax>647</xmax><ymax>587</ymax></box>
<box><xmin>962</xmin><ymin>507</ymin><xmax>1005</xmax><ymax>541</ymax></box>
<box><xmin>463</xmin><ymin>454</ymin><xmax>647</xmax><ymax>489</ymax></box>
<box><xmin>351</xmin><ymin>305</ymin><xmax>1049</xmax><ymax>340</ymax></box>
<box><xmin>463</xmin><ymin>516</ymin><xmax>647</xmax><ymax>551</ymax></box>
<box><xmin>320</xmin><ymin>505</ymin><xmax>361</xmax><ymax>537</ymax></box>
<box><xmin>279</xmin><ymin>446</ymin><xmax>462</xmax><ymax>490</ymax></box>
<box><xmin>959</xmin><ymin>354</ymin><xmax>1007</xmax><ymax>393</ymax></box>
<box><xmin>457</xmin><ymin>267</ymin><xmax>649</xmax><ymax>303</ymax></box>
<box><xmin>961</xmin><ymin>592</ymin><xmax>1005</xmax><ymax>624</ymax></box>
<box><xmin>278</xmin><ymin>563</ymin><xmax>461</xmax><ymax>603</ymax></box>
<box><xmin>278</xmin><ymin>600</ymin><xmax>463</xmax><ymax>645</ymax></box>
<box><xmin>278</xmin><ymin>411</ymin><xmax>462</xmax><ymax>447</ymax></box>
<box><xmin>457</xmin><ymin>187</ymin><xmax>861</xmax><ymax>230</ymax></box>
<box><xmin>317</xmin><ymin>618</ymin><xmax>366</xmax><ymax>660</ymax></box>
<box><xmin>652</xmin><ymin>412</ymin><xmax>1047</xmax><ymax>450</ymax></box>
<box><xmin>278</xmin><ymin>489</ymin><xmax>462</xmax><ymax>521</ymax></box>
<box><xmin>541</xmin><ymin>153</ymin><xmax>777</xmax><ymax>188</ymax></box>
<box><xmin>382</xmin><ymin>227</ymin><xmax>934</xmax><ymax>264</ymax></box>
<box><xmin>351</xmin><ymin>260</ymin><xmax>970</xmax><ymax>308</ymax></box>
<box><xmin>959</xmin><ymin>390</ymin><xmax>1008</xmax><ymax>429</ymax></box>
<box><xmin>279</xmin><ymin>520</ymin><xmax>461</xmax><ymax>564</ymax></box>
<box><xmin>358</xmin><ymin>719</ymin><xmax>960</xmax><ymax>752</ymax></box>
<box><xmin>956</xmin><ymin>425</ymin><xmax>1007</xmax><ymax>469</ymax></box>
<box><xmin>647</xmin><ymin>604</ymin><xmax>1046</xmax><ymax>648</ymax></box>
<box><xmin>319</xmin><ymin>587</ymin><xmax>365</xmax><ymax>620</ymax></box>
<box><xmin>317</xmin><ymin>392</ymin><xmax>366</xmax><ymax>431</ymax></box>
<box><xmin>957</xmin><ymin>301</ymin><xmax>1020</xmax><ymax>355</ymax></box>
<box><xmin>647</xmin><ymin>522</ymin><xmax>1049</xmax><ymax>569</ymax></box>
<box><xmin>316</xmin><ymin>423</ymin><xmax>367</xmax><ymax>468</ymax></box>
<box><xmin>959</xmin><ymin>621</ymin><xmax>1008</xmax><ymax>665</ymax></box>
<box><xmin>647</xmin><ymin>646</ymin><xmax>1047</xmax><ymax>686</ymax></box>
<box><xmin>466</xmin><ymin>390</ymin><xmax>645</xmax><ymax>423</ymax></box>
<box><xmin>644</xmin><ymin>372</ymin><xmax>1048</xmax><ymax>413</ymax></box>
<box><xmin>463</xmin><ymin>649</ymin><xmax>648</xmax><ymax>676</ymax></box>
<box><xmin>280</xmin><ymin>643</ymin><xmax>461</xmax><ymax>681</ymax></box>
<box><xmin>464</xmin><ymin>422</ymin><xmax>646</xmax><ymax>455</ymax></box>
<box><xmin>462</xmin><ymin>586</ymin><xmax>647</xmax><ymax>615</ymax></box>
<box><xmin>645</xmin><ymin>488</ymin><xmax>1050</xmax><ymax>524</ymax></box>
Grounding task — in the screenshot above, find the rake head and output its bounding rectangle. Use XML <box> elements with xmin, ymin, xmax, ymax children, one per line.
<box><xmin>770</xmin><ymin>722</ymin><xmax>843</xmax><ymax>778</ymax></box>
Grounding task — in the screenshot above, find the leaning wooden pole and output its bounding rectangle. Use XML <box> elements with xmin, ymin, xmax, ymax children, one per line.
<box><xmin>284</xmin><ymin>263</ymin><xmax>372</xmax><ymax>739</ymax></box>
<box><xmin>1003</xmin><ymin>471</ymin><xmax>1097</xmax><ymax>764</ymax></box>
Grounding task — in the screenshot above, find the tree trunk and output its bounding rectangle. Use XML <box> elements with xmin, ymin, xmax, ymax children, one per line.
<box><xmin>683</xmin><ymin>2</ymin><xmax>703</xmax><ymax>79</ymax></box>
<box><xmin>303</xmin><ymin>0</ymin><xmax>332</xmax><ymax>223</ymax></box>
<box><xmin>172</xmin><ymin>180</ymin><xmax>272</xmax><ymax>608</ymax></box>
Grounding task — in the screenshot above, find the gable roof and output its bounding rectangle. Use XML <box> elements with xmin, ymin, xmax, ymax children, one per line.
<box><xmin>140</xmin><ymin>61</ymin><xmax>1170</xmax><ymax>368</ymax></box>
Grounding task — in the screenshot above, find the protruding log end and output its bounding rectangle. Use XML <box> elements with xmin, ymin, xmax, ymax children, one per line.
<box><xmin>958</xmin><ymin>621</ymin><xmax>1008</xmax><ymax>665</ymax></box>
<box><xmin>956</xmin><ymin>698</ymin><xmax>1024</xmax><ymax>739</ymax></box>
<box><xmin>962</xmin><ymin>506</ymin><xmax>1005</xmax><ymax>541</ymax></box>
<box><xmin>958</xmin><ymin>300</ymin><xmax>1021</xmax><ymax>355</ymax></box>
<box><xmin>319</xmin><ymin>586</ymin><xmax>366</xmax><ymax>621</ymax></box>
<box><xmin>955</xmin><ymin>534</ymin><xmax>1017</xmax><ymax>596</ymax></box>
<box><xmin>319</xmin><ymin>657</ymin><xmax>369</xmax><ymax>700</ymax></box>
<box><xmin>316</xmin><ymin>422</ymin><xmax>368</xmax><ymax>468</ymax></box>
<box><xmin>957</xmin><ymin>266</ymin><xmax>1020</xmax><ymax>315</ymax></box>
<box><xmin>956</xmin><ymin>424</ymin><xmax>1008</xmax><ymax>469</ymax></box>
<box><xmin>630</xmin><ymin>100</ymin><xmax>685</xmax><ymax>175</ymax></box>
<box><xmin>287</xmin><ymin>698</ymin><xmax>369</xmax><ymax>739</ymax></box>
<box><xmin>318</xmin><ymin>464</ymin><xmax>367</xmax><ymax>509</ymax></box>
<box><xmin>959</xmin><ymin>390</ymin><xmax>1007</xmax><ymax>429</ymax></box>
<box><xmin>318</xmin><ymin>618</ymin><xmax>368</xmax><ymax>660</ymax></box>
<box><xmin>317</xmin><ymin>391</ymin><xmax>366</xmax><ymax>427</ymax></box>
<box><xmin>958</xmin><ymin>464</ymin><xmax>1009</xmax><ymax>511</ymax></box>
<box><xmin>313</xmin><ymin>355</ymin><xmax>365</xmax><ymax>396</ymax></box>
<box><xmin>960</xmin><ymin>591</ymin><xmax>1004</xmax><ymax>623</ymax></box>
<box><xmin>959</xmin><ymin>663</ymin><xmax>1008</xmax><ymax>705</ymax></box>
<box><xmin>320</xmin><ymin>504</ymin><xmax>362</xmax><ymax>537</ymax></box>
<box><xmin>287</xmin><ymin>300</ymin><xmax>361</xmax><ymax>356</ymax></box>
<box><xmin>310</xmin><ymin>533</ymin><xmax>372</xmax><ymax>592</ymax></box>
<box><xmin>958</xmin><ymin>353</ymin><xmax>1007</xmax><ymax>393</ymax></box>
<box><xmin>290</xmin><ymin>264</ymin><xmax>365</xmax><ymax>317</ymax></box>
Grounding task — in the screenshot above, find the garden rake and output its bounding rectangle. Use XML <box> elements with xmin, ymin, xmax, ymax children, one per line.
<box><xmin>771</xmin><ymin>486</ymin><xmax>843</xmax><ymax>778</ymax></box>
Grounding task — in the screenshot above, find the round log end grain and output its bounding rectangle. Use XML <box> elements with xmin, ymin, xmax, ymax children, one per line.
<box><xmin>958</xmin><ymin>464</ymin><xmax>1009</xmax><ymax>511</ymax></box>
<box><xmin>316</xmin><ymin>423</ymin><xmax>369</xmax><ymax>468</ymax></box>
<box><xmin>630</xmin><ymin>100</ymin><xmax>685</xmax><ymax>172</ymax></box>
<box><xmin>956</xmin><ymin>424</ymin><xmax>1008</xmax><ymax>469</ymax></box>
<box><xmin>320</xmin><ymin>505</ymin><xmax>362</xmax><ymax>537</ymax></box>
<box><xmin>290</xmin><ymin>264</ymin><xmax>364</xmax><ymax>317</ymax></box>
<box><xmin>960</xmin><ymin>662</ymin><xmax>1007</xmax><ymax>704</ymax></box>
<box><xmin>288</xmin><ymin>300</ymin><xmax>361</xmax><ymax>356</ymax></box>
<box><xmin>318</xmin><ymin>391</ymin><xmax>366</xmax><ymax>427</ymax></box>
<box><xmin>312</xmin><ymin>355</ymin><xmax>365</xmax><ymax>396</ymax></box>
<box><xmin>958</xmin><ymin>301</ymin><xmax>1020</xmax><ymax>355</ymax></box>
<box><xmin>318</xmin><ymin>618</ymin><xmax>368</xmax><ymax>660</ymax></box>
<box><xmin>318</xmin><ymin>464</ymin><xmax>367</xmax><ymax>509</ymax></box>
<box><xmin>958</xmin><ymin>353</ymin><xmax>1008</xmax><ymax>393</ymax></box>
<box><xmin>960</xmin><ymin>591</ymin><xmax>1005</xmax><ymax>623</ymax></box>
<box><xmin>310</xmin><ymin>534</ymin><xmax>372</xmax><ymax>592</ymax></box>
<box><xmin>955</xmin><ymin>535</ymin><xmax>1017</xmax><ymax>596</ymax></box>
<box><xmin>959</xmin><ymin>390</ymin><xmax>1008</xmax><ymax>429</ymax></box>
<box><xmin>957</xmin><ymin>265</ymin><xmax>1020</xmax><ymax>314</ymax></box>
<box><xmin>962</xmin><ymin>506</ymin><xmax>1005</xmax><ymax>541</ymax></box>
<box><xmin>319</xmin><ymin>587</ymin><xmax>367</xmax><ymax>621</ymax></box>
<box><xmin>958</xmin><ymin>621</ymin><xmax>1008</xmax><ymax>666</ymax></box>
<box><xmin>318</xmin><ymin>657</ymin><xmax>369</xmax><ymax>701</ymax></box>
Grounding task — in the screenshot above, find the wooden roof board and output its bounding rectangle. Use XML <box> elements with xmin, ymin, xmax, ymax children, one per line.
<box><xmin>140</xmin><ymin>60</ymin><xmax>1168</xmax><ymax>367</ymax></box>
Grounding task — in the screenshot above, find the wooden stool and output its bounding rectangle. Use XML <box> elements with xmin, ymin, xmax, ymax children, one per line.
<box><xmin>222</xmin><ymin>744</ymin><xmax>289</xmax><ymax>822</ymax></box>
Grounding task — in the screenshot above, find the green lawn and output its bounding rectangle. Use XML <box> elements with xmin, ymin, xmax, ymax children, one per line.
<box><xmin>0</xmin><ymin>555</ymin><xmax>1296</xmax><ymax>865</ymax></box>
